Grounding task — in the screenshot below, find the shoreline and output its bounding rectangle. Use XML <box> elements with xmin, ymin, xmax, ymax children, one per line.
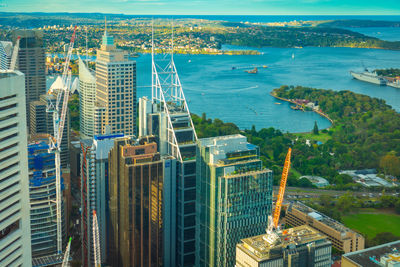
<box><xmin>270</xmin><ymin>91</ymin><xmax>334</xmax><ymax>130</ymax></box>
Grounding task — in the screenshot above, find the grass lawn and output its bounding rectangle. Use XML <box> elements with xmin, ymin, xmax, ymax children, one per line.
<box><xmin>290</xmin><ymin>168</ymin><xmax>302</xmax><ymax>179</ymax></box>
<box><xmin>342</xmin><ymin>213</ymin><xmax>400</xmax><ymax>239</ymax></box>
<box><xmin>294</xmin><ymin>132</ymin><xmax>332</xmax><ymax>143</ymax></box>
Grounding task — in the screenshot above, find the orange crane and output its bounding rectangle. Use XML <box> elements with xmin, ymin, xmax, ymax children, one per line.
<box><xmin>272</xmin><ymin>147</ymin><xmax>292</xmax><ymax>228</ymax></box>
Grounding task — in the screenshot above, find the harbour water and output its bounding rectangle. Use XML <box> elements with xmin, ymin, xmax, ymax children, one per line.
<box><xmin>49</xmin><ymin>43</ymin><xmax>400</xmax><ymax>133</ymax></box>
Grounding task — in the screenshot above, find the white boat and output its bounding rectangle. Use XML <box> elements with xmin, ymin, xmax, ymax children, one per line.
<box><xmin>350</xmin><ymin>69</ymin><xmax>386</xmax><ymax>85</ymax></box>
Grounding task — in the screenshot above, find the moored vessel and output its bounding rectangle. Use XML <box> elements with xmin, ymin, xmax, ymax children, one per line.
<box><xmin>350</xmin><ymin>69</ymin><xmax>386</xmax><ymax>85</ymax></box>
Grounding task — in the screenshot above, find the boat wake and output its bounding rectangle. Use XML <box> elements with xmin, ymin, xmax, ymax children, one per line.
<box><xmin>230</xmin><ymin>85</ymin><xmax>259</xmax><ymax>92</ymax></box>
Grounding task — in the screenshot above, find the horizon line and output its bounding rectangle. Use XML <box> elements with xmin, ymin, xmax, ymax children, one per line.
<box><xmin>1</xmin><ymin>11</ymin><xmax>400</xmax><ymax>16</ymax></box>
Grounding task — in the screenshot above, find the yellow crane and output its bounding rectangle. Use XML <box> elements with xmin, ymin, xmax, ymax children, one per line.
<box><xmin>273</xmin><ymin>147</ymin><xmax>292</xmax><ymax>228</ymax></box>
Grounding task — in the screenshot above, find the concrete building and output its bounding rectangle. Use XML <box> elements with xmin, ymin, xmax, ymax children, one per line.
<box><xmin>79</xmin><ymin>57</ymin><xmax>96</xmax><ymax>138</ymax></box>
<box><xmin>0</xmin><ymin>41</ymin><xmax>13</xmax><ymax>70</ymax></box>
<box><xmin>12</xmin><ymin>30</ymin><xmax>46</xmax><ymax>129</ymax></box>
<box><xmin>108</xmin><ymin>136</ymin><xmax>176</xmax><ymax>267</ymax></box>
<box><xmin>80</xmin><ymin>133</ymin><xmax>124</xmax><ymax>267</ymax></box>
<box><xmin>342</xmin><ymin>240</ymin><xmax>400</xmax><ymax>267</ymax></box>
<box><xmin>236</xmin><ymin>225</ymin><xmax>332</xmax><ymax>267</ymax></box>
<box><xmin>0</xmin><ymin>70</ymin><xmax>32</xmax><ymax>266</ymax></box>
<box><xmin>96</xmin><ymin>27</ymin><xmax>136</xmax><ymax>136</ymax></box>
<box><xmin>196</xmin><ymin>134</ymin><xmax>273</xmax><ymax>267</ymax></box>
<box><xmin>285</xmin><ymin>202</ymin><xmax>364</xmax><ymax>253</ymax></box>
<box><xmin>27</xmin><ymin>135</ymin><xmax>65</xmax><ymax>258</ymax></box>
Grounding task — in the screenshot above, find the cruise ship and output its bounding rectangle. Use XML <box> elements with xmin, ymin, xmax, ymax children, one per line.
<box><xmin>350</xmin><ymin>69</ymin><xmax>387</xmax><ymax>85</ymax></box>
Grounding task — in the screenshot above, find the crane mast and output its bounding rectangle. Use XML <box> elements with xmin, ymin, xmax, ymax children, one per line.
<box><xmin>61</xmin><ymin>237</ymin><xmax>72</xmax><ymax>267</ymax></box>
<box><xmin>9</xmin><ymin>36</ymin><xmax>20</xmax><ymax>71</ymax></box>
<box><xmin>47</xmin><ymin>26</ymin><xmax>77</xmax><ymax>254</ymax></box>
<box><xmin>93</xmin><ymin>210</ymin><xmax>101</xmax><ymax>267</ymax></box>
<box><xmin>273</xmin><ymin>148</ymin><xmax>292</xmax><ymax>228</ymax></box>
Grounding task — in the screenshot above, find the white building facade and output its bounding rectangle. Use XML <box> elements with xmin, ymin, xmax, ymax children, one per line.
<box><xmin>0</xmin><ymin>70</ymin><xmax>32</xmax><ymax>266</ymax></box>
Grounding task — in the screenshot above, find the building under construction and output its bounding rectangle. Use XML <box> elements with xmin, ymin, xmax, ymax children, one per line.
<box><xmin>285</xmin><ymin>202</ymin><xmax>364</xmax><ymax>253</ymax></box>
<box><xmin>236</xmin><ymin>225</ymin><xmax>332</xmax><ymax>267</ymax></box>
<box><xmin>28</xmin><ymin>135</ymin><xmax>66</xmax><ymax>260</ymax></box>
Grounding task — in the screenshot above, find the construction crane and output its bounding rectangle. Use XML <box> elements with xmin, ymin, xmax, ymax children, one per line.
<box><xmin>9</xmin><ymin>36</ymin><xmax>20</xmax><ymax>71</ymax></box>
<box><xmin>47</xmin><ymin>25</ymin><xmax>77</xmax><ymax>253</ymax></box>
<box><xmin>272</xmin><ymin>147</ymin><xmax>292</xmax><ymax>228</ymax></box>
<box><xmin>92</xmin><ymin>210</ymin><xmax>101</xmax><ymax>267</ymax></box>
<box><xmin>61</xmin><ymin>237</ymin><xmax>72</xmax><ymax>267</ymax></box>
<box><xmin>264</xmin><ymin>148</ymin><xmax>292</xmax><ymax>245</ymax></box>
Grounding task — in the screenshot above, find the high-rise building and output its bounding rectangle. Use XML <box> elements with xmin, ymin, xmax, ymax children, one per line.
<box><xmin>12</xmin><ymin>30</ymin><xmax>46</xmax><ymax>128</ymax></box>
<box><xmin>0</xmin><ymin>70</ymin><xmax>32</xmax><ymax>266</ymax></box>
<box><xmin>108</xmin><ymin>136</ymin><xmax>176</xmax><ymax>267</ymax></box>
<box><xmin>30</xmin><ymin>94</ymin><xmax>70</xmax><ymax>168</ymax></box>
<box><xmin>196</xmin><ymin>134</ymin><xmax>273</xmax><ymax>267</ymax></box>
<box><xmin>139</xmin><ymin>45</ymin><xmax>198</xmax><ymax>266</ymax></box>
<box><xmin>236</xmin><ymin>225</ymin><xmax>332</xmax><ymax>267</ymax></box>
<box><xmin>27</xmin><ymin>135</ymin><xmax>65</xmax><ymax>258</ymax></box>
<box><xmin>285</xmin><ymin>201</ymin><xmax>365</xmax><ymax>253</ymax></box>
<box><xmin>0</xmin><ymin>41</ymin><xmax>13</xmax><ymax>70</ymax></box>
<box><xmin>79</xmin><ymin>57</ymin><xmax>96</xmax><ymax>138</ymax></box>
<box><xmin>96</xmin><ymin>27</ymin><xmax>136</xmax><ymax>135</ymax></box>
<box><xmin>80</xmin><ymin>133</ymin><xmax>124</xmax><ymax>267</ymax></box>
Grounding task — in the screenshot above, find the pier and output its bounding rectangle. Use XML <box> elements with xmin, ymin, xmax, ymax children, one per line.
<box><xmin>270</xmin><ymin>91</ymin><xmax>334</xmax><ymax>126</ymax></box>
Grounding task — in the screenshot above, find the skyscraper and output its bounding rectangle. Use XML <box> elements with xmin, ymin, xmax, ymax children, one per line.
<box><xmin>0</xmin><ymin>41</ymin><xmax>13</xmax><ymax>70</ymax></box>
<box><xmin>0</xmin><ymin>70</ymin><xmax>32</xmax><ymax>266</ymax></box>
<box><xmin>139</xmin><ymin>44</ymin><xmax>198</xmax><ymax>266</ymax></box>
<box><xmin>108</xmin><ymin>136</ymin><xmax>176</xmax><ymax>267</ymax></box>
<box><xmin>196</xmin><ymin>134</ymin><xmax>273</xmax><ymax>267</ymax></box>
<box><xmin>80</xmin><ymin>133</ymin><xmax>124</xmax><ymax>267</ymax></box>
<box><xmin>79</xmin><ymin>57</ymin><xmax>96</xmax><ymax>138</ymax></box>
<box><xmin>12</xmin><ymin>30</ymin><xmax>46</xmax><ymax>129</ymax></box>
<box><xmin>96</xmin><ymin>27</ymin><xmax>136</xmax><ymax>135</ymax></box>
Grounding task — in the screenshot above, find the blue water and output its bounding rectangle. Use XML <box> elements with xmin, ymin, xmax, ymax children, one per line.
<box><xmin>345</xmin><ymin>27</ymin><xmax>400</xmax><ymax>41</ymax></box>
<box><xmin>48</xmin><ymin>29</ymin><xmax>400</xmax><ymax>133</ymax></box>
<box><xmin>127</xmin><ymin>15</ymin><xmax>400</xmax><ymax>23</ymax></box>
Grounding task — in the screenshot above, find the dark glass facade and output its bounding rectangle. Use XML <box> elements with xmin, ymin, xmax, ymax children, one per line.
<box><xmin>12</xmin><ymin>30</ymin><xmax>46</xmax><ymax>130</ymax></box>
<box><xmin>108</xmin><ymin>136</ymin><xmax>164</xmax><ymax>267</ymax></box>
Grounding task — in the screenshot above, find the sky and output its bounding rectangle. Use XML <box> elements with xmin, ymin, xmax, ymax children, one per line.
<box><xmin>1</xmin><ymin>0</ymin><xmax>400</xmax><ymax>15</ymax></box>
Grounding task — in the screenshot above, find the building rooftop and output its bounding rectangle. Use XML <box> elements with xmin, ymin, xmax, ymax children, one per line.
<box><xmin>291</xmin><ymin>202</ymin><xmax>361</xmax><ymax>236</ymax></box>
<box><xmin>199</xmin><ymin>134</ymin><xmax>259</xmax><ymax>164</ymax></box>
<box><xmin>0</xmin><ymin>70</ymin><xmax>23</xmax><ymax>79</ymax></box>
<box><xmin>343</xmin><ymin>240</ymin><xmax>400</xmax><ymax>267</ymax></box>
<box><xmin>238</xmin><ymin>225</ymin><xmax>327</xmax><ymax>262</ymax></box>
<box><xmin>300</xmin><ymin>175</ymin><xmax>329</xmax><ymax>187</ymax></box>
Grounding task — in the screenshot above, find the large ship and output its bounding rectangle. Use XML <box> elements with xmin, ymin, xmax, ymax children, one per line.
<box><xmin>350</xmin><ymin>69</ymin><xmax>386</xmax><ymax>85</ymax></box>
